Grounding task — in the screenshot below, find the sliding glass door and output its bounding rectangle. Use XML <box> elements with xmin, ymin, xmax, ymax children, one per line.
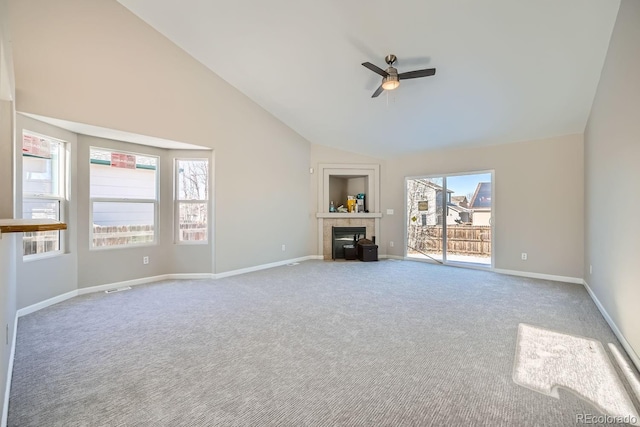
<box><xmin>406</xmin><ymin>171</ymin><xmax>493</xmax><ymax>266</ymax></box>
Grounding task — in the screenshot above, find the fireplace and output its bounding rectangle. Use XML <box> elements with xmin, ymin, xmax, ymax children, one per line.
<box><xmin>332</xmin><ymin>226</ymin><xmax>366</xmax><ymax>259</ymax></box>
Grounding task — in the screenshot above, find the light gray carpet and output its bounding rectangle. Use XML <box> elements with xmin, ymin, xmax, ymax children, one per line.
<box><xmin>8</xmin><ymin>260</ymin><xmax>639</xmax><ymax>426</ymax></box>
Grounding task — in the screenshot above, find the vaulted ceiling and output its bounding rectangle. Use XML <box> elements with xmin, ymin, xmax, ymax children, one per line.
<box><xmin>118</xmin><ymin>0</ymin><xmax>620</xmax><ymax>158</ymax></box>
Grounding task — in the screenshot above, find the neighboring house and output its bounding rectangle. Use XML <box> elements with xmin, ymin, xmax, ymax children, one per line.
<box><xmin>90</xmin><ymin>161</ymin><xmax>156</xmax><ymax>227</ymax></box>
<box><xmin>447</xmin><ymin>203</ymin><xmax>472</xmax><ymax>225</ymax></box>
<box><xmin>449</xmin><ymin>196</ymin><xmax>471</xmax><ymax>224</ymax></box>
<box><xmin>469</xmin><ymin>182</ymin><xmax>492</xmax><ymax>226</ymax></box>
<box><xmin>451</xmin><ymin>196</ymin><xmax>469</xmax><ymax>208</ymax></box>
<box><xmin>407</xmin><ymin>179</ymin><xmax>453</xmax><ymax>226</ymax></box>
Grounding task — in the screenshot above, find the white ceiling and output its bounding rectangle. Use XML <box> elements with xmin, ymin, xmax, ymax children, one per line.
<box><xmin>117</xmin><ymin>0</ymin><xmax>620</xmax><ymax>158</ymax></box>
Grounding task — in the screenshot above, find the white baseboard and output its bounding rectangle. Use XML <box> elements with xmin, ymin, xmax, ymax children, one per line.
<box><xmin>77</xmin><ymin>274</ymin><xmax>172</xmax><ymax>296</ymax></box>
<box><xmin>609</xmin><ymin>344</ymin><xmax>640</xmax><ymax>401</ymax></box>
<box><xmin>168</xmin><ymin>273</ymin><xmax>213</xmax><ymax>280</ymax></box>
<box><xmin>2</xmin><ymin>314</ymin><xmax>18</xmax><ymax>427</ymax></box>
<box><xmin>400</xmin><ymin>259</ymin><xmax>582</xmax><ymax>284</ymax></box>
<box><xmin>16</xmin><ymin>290</ymin><xmax>78</xmax><ymax>318</ymax></box>
<box><xmin>213</xmin><ymin>255</ymin><xmax>319</xmax><ymax>279</ymax></box>
<box><xmin>584</xmin><ymin>280</ymin><xmax>640</xmax><ymax>372</ymax></box>
<box><xmin>78</xmin><ymin>273</ymin><xmax>215</xmax><ymax>294</ymax></box>
<box><xmin>380</xmin><ymin>255</ymin><xmax>404</xmax><ymax>260</ymax></box>
<box><xmin>494</xmin><ymin>268</ymin><xmax>583</xmax><ymax>284</ymax></box>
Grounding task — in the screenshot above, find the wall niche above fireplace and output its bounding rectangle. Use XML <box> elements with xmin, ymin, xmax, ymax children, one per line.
<box><xmin>317</xmin><ymin>163</ymin><xmax>380</xmax><ymax>215</ymax></box>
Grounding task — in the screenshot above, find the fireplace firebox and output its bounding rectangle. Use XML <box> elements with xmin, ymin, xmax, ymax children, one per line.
<box><xmin>332</xmin><ymin>226</ymin><xmax>366</xmax><ymax>260</ymax></box>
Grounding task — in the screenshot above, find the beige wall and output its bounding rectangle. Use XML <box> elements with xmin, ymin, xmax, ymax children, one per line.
<box><xmin>382</xmin><ymin>134</ymin><xmax>585</xmax><ymax>279</ymax></box>
<box><xmin>0</xmin><ymin>100</ymin><xmax>12</xmax><ymax>218</ymax></box>
<box><xmin>8</xmin><ymin>0</ymin><xmax>312</xmax><ymax>275</ymax></box>
<box><xmin>0</xmin><ymin>0</ymin><xmax>15</xmax><ymax>419</ymax></box>
<box><xmin>0</xmin><ymin>0</ymin><xmax>13</xmax><ymax>217</ymax></box>
<box><xmin>584</xmin><ymin>0</ymin><xmax>640</xmax><ymax>365</ymax></box>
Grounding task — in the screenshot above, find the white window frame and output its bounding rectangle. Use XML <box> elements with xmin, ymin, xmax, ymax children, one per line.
<box><xmin>89</xmin><ymin>147</ymin><xmax>159</xmax><ymax>250</ymax></box>
<box><xmin>22</xmin><ymin>131</ymin><xmax>66</xmax><ymax>260</ymax></box>
<box><xmin>174</xmin><ymin>158</ymin><xmax>209</xmax><ymax>245</ymax></box>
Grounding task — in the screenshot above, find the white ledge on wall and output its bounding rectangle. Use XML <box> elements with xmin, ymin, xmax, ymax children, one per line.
<box><xmin>316</xmin><ymin>213</ymin><xmax>383</xmax><ymax>219</ymax></box>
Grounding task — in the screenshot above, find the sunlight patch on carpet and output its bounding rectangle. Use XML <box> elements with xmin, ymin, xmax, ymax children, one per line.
<box><xmin>513</xmin><ymin>323</ymin><xmax>639</xmax><ymax>424</ymax></box>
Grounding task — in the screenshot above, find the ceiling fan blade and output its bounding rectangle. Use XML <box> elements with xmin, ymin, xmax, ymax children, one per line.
<box><xmin>398</xmin><ymin>68</ymin><xmax>436</xmax><ymax>80</ymax></box>
<box><xmin>362</xmin><ymin>62</ymin><xmax>389</xmax><ymax>77</ymax></box>
<box><xmin>371</xmin><ymin>85</ymin><xmax>384</xmax><ymax>98</ymax></box>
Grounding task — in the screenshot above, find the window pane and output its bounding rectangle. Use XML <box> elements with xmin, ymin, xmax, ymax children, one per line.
<box><xmin>23</xmin><ymin>199</ymin><xmax>59</xmax><ymax>220</ymax></box>
<box><xmin>89</xmin><ymin>163</ymin><xmax>156</xmax><ymax>199</ymax></box>
<box><xmin>89</xmin><ymin>148</ymin><xmax>158</xmax><ymax>199</ymax></box>
<box><xmin>177</xmin><ymin>160</ymin><xmax>208</xmax><ymax>201</ymax></box>
<box><xmin>178</xmin><ymin>202</ymin><xmax>207</xmax><ymax>242</ymax></box>
<box><xmin>23</xmin><ymin>230</ymin><xmax>60</xmax><ymax>256</ymax></box>
<box><xmin>22</xmin><ymin>199</ymin><xmax>61</xmax><ymax>255</ymax></box>
<box><xmin>23</xmin><ymin>141</ymin><xmax>61</xmax><ymax>196</ymax></box>
<box><xmin>92</xmin><ymin>202</ymin><xmax>155</xmax><ymax>247</ymax></box>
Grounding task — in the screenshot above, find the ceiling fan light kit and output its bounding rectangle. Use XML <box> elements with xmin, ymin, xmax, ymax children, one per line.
<box><xmin>382</xmin><ymin>74</ymin><xmax>400</xmax><ymax>91</ymax></box>
<box><xmin>362</xmin><ymin>54</ymin><xmax>436</xmax><ymax>98</ymax></box>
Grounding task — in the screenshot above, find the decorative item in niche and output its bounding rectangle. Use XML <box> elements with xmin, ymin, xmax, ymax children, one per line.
<box><xmin>347</xmin><ymin>196</ymin><xmax>356</xmax><ymax>213</ymax></box>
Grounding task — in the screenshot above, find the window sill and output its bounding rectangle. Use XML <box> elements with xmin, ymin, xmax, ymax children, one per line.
<box><xmin>23</xmin><ymin>250</ymin><xmax>65</xmax><ymax>262</ymax></box>
<box><xmin>90</xmin><ymin>242</ymin><xmax>158</xmax><ymax>251</ymax></box>
<box><xmin>175</xmin><ymin>241</ymin><xmax>209</xmax><ymax>246</ymax></box>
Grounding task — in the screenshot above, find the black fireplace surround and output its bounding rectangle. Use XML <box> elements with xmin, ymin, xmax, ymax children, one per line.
<box><xmin>332</xmin><ymin>226</ymin><xmax>366</xmax><ymax>260</ymax></box>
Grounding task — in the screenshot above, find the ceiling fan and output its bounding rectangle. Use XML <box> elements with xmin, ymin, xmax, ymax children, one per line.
<box><xmin>362</xmin><ymin>54</ymin><xmax>436</xmax><ymax>98</ymax></box>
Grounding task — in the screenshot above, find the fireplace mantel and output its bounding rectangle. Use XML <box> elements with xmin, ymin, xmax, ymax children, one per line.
<box><xmin>316</xmin><ymin>213</ymin><xmax>382</xmax><ymax>219</ymax></box>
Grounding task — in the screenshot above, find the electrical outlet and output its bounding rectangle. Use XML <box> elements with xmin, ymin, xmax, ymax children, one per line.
<box><xmin>386</xmin><ymin>209</ymin><xmax>394</xmax><ymax>215</ymax></box>
<box><xmin>389</xmin><ymin>241</ymin><xmax>394</xmax><ymax>247</ymax></box>
<box><xmin>281</xmin><ymin>244</ymin><xmax>286</xmax><ymax>251</ymax></box>
<box><xmin>521</xmin><ymin>253</ymin><xmax>527</xmax><ymax>261</ymax></box>
<box><xmin>143</xmin><ymin>256</ymin><xmax>149</xmax><ymax>265</ymax></box>
<box><xmin>590</xmin><ymin>265</ymin><xmax>593</xmax><ymax>274</ymax></box>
